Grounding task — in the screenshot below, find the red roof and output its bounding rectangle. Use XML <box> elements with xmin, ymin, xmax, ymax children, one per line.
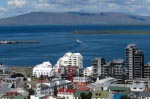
<box><xmin>36</xmin><ymin>80</ymin><xmax>47</xmax><ymax>83</ymax></box>
<box><xmin>6</xmin><ymin>92</ymin><xmax>18</xmax><ymax>96</ymax></box>
<box><xmin>58</xmin><ymin>88</ymin><xmax>76</xmax><ymax>94</ymax></box>
<box><xmin>145</xmin><ymin>87</ymin><xmax>150</xmax><ymax>92</ymax></box>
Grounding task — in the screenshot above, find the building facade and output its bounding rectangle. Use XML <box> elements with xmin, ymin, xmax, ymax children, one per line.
<box><xmin>54</xmin><ymin>52</ymin><xmax>83</xmax><ymax>72</ymax></box>
<box><xmin>125</xmin><ymin>44</ymin><xmax>144</xmax><ymax>79</ymax></box>
<box><xmin>93</xmin><ymin>58</ymin><xmax>106</xmax><ymax>78</ymax></box>
<box><xmin>144</xmin><ymin>63</ymin><xmax>150</xmax><ymax>78</ymax></box>
<box><xmin>83</xmin><ymin>66</ymin><xmax>93</xmax><ymax>77</ymax></box>
<box><xmin>33</xmin><ymin>61</ymin><xmax>54</xmax><ymax>78</ymax></box>
<box><xmin>73</xmin><ymin>77</ymin><xmax>91</xmax><ymax>88</ymax></box>
<box><xmin>110</xmin><ymin>59</ymin><xmax>124</xmax><ymax>83</ymax></box>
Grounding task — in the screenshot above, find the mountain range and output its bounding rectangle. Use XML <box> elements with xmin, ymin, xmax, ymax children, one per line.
<box><xmin>0</xmin><ymin>12</ymin><xmax>150</xmax><ymax>25</ymax></box>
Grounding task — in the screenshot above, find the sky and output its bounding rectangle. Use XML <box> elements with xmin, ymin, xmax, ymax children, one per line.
<box><xmin>0</xmin><ymin>0</ymin><xmax>150</xmax><ymax>18</ymax></box>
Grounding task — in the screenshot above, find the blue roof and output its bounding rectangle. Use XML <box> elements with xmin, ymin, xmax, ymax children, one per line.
<box><xmin>113</xmin><ymin>94</ymin><xmax>123</xmax><ymax>99</ymax></box>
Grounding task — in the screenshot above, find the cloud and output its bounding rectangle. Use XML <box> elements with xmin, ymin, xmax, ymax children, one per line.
<box><xmin>0</xmin><ymin>7</ymin><xmax>8</xmax><ymax>12</ymax></box>
<box><xmin>8</xmin><ymin>0</ymin><xmax>27</xmax><ymax>8</ymax></box>
<box><xmin>1</xmin><ymin>0</ymin><xmax>150</xmax><ymax>17</ymax></box>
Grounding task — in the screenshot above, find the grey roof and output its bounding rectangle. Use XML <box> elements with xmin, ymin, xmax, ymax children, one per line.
<box><xmin>126</xmin><ymin>44</ymin><xmax>136</xmax><ymax>49</ymax></box>
<box><xmin>16</xmin><ymin>78</ymin><xmax>22</xmax><ymax>87</ymax></box>
<box><xmin>139</xmin><ymin>92</ymin><xmax>150</xmax><ymax>97</ymax></box>
<box><xmin>0</xmin><ymin>84</ymin><xmax>10</xmax><ymax>94</ymax></box>
<box><xmin>112</xmin><ymin>59</ymin><xmax>124</xmax><ymax>64</ymax></box>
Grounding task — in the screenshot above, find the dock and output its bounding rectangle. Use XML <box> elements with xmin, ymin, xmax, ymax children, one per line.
<box><xmin>0</xmin><ymin>40</ymin><xmax>40</xmax><ymax>44</ymax></box>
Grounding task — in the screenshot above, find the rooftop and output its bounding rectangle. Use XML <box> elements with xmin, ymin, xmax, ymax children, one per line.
<box><xmin>113</xmin><ymin>94</ymin><xmax>123</xmax><ymax>99</ymax></box>
<box><xmin>112</xmin><ymin>59</ymin><xmax>124</xmax><ymax>64</ymax></box>
<box><xmin>126</xmin><ymin>44</ymin><xmax>136</xmax><ymax>49</ymax></box>
<box><xmin>145</xmin><ymin>87</ymin><xmax>150</xmax><ymax>92</ymax></box>
<box><xmin>108</xmin><ymin>86</ymin><xmax>129</xmax><ymax>91</ymax></box>
<box><xmin>58</xmin><ymin>88</ymin><xmax>76</xmax><ymax>94</ymax></box>
<box><xmin>92</xmin><ymin>91</ymin><xmax>109</xmax><ymax>98</ymax></box>
<box><xmin>35</xmin><ymin>61</ymin><xmax>52</xmax><ymax>68</ymax></box>
<box><xmin>139</xmin><ymin>92</ymin><xmax>150</xmax><ymax>97</ymax></box>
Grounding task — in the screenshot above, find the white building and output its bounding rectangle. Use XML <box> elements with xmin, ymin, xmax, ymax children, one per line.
<box><xmin>30</xmin><ymin>94</ymin><xmax>45</xmax><ymax>99</ymax></box>
<box><xmin>54</xmin><ymin>52</ymin><xmax>83</xmax><ymax>72</ymax></box>
<box><xmin>35</xmin><ymin>80</ymin><xmax>72</xmax><ymax>95</ymax></box>
<box><xmin>83</xmin><ymin>66</ymin><xmax>93</xmax><ymax>76</ymax></box>
<box><xmin>130</xmin><ymin>83</ymin><xmax>145</xmax><ymax>92</ymax></box>
<box><xmin>33</xmin><ymin>61</ymin><xmax>54</xmax><ymax>78</ymax></box>
<box><xmin>57</xmin><ymin>88</ymin><xmax>76</xmax><ymax>99</ymax></box>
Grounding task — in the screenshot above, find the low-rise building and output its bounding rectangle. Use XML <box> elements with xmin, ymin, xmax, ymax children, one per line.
<box><xmin>73</xmin><ymin>77</ymin><xmax>91</xmax><ymax>88</ymax></box>
<box><xmin>35</xmin><ymin>80</ymin><xmax>72</xmax><ymax>95</ymax></box>
<box><xmin>130</xmin><ymin>83</ymin><xmax>145</xmax><ymax>92</ymax></box>
<box><xmin>57</xmin><ymin>88</ymin><xmax>76</xmax><ymax>99</ymax></box>
<box><xmin>30</xmin><ymin>94</ymin><xmax>45</xmax><ymax>99</ymax></box>
<box><xmin>87</xmin><ymin>77</ymin><xmax>116</xmax><ymax>91</ymax></box>
<box><xmin>138</xmin><ymin>92</ymin><xmax>150</xmax><ymax>99</ymax></box>
<box><xmin>33</xmin><ymin>61</ymin><xmax>54</xmax><ymax>78</ymax></box>
<box><xmin>92</xmin><ymin>91</ymin><xmax>113</xmax><ymax>99</ymax></box>
<box><xmin>108</xmin><ymin>86</ymin><xmax>130</xmax><ymax>94</ymax></box>
<box><xmin>125</xmin><ymin>78</ymin><xmax>150</xmax><ymax>87</ymax></box>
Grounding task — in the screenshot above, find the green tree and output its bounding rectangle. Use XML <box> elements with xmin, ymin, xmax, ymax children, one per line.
<box><xmin>11</xmin><ymin>83</ymin><xmax>15</xmax><ymax>88</ymax></box>
<box><xmin>11</xmin><ymin>73</ymin><xmax>25</xmax><ymax>78</ymax></box>
<box><xmin>86</xmin><ymin>92</ymin><xmax>92</xmax><ymax>99</ymax></box>
<box><xmin>39</xmin><ymin>75</ymin><xmax>44</xmax><ymax>80</ymax></box>
<box><xmin>80</xmin><ymin>92</ymin><xmax>86</xmax><ymax>99</ymax></box>
<box><xmin>53</xmin><ymin>84</ymin><xmax>58</xmax><ymax>97</ymax></box>
<box><xmin>120</xmin><ymin>95</ymin><xmax>131</xmax><ymax>99</ymax></box>
<box><xmin>29</xmin><ymin>88</ymin><xmax>35</xmax><ymax>95</ymax></box>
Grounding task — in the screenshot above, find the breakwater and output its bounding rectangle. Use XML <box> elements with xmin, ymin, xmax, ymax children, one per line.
<box><xmin>0</xmin><ymin>40</ymin><xmax>39</xmax><ymax>44</ymax></box>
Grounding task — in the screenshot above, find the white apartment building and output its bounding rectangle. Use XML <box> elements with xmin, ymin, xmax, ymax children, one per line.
<box><xmin>33</xmin><ymin>61</ymin><xmax>54</xmax><ymax>78</ymax></box>
<box><xmin>83</xmin><ymin>66</ymin><xmax>93</xmax><ymax>76</ymax></box>
<box><xmin>54</xmin><ymin>52</ymin><xmax>83</xmax><ymax>72</ymax></box>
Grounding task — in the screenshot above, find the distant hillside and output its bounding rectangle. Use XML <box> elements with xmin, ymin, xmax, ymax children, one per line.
<box><xmin>0</xmin><ymin>12</ymin><xmax>150</xmax><ymax>25</ymax></box>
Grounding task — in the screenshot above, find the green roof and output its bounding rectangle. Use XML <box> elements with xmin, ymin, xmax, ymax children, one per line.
<box><xmin>92</xmin><ymin>91</ymin><xmax>109</xmax><ymax>98</ymax></box>
<box><xmin>10</xmin><ymin>95</ymin><xmax>24</xmax><ymax>99</ymax></box>
<box><xmin>74</xmin><ymin>90</ymin><xmax>90</xmax><ymax>97</ymax></box>
<box><xmin>108</xmin><ymin>86</ymin><xmax>129</xmax><ymax>91</ymax></box>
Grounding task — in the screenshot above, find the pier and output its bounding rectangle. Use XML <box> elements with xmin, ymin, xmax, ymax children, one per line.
<box><xmin>0</xmin><ymin>40</ymin><xmax>40</xmax><ymax>44</ymax></box>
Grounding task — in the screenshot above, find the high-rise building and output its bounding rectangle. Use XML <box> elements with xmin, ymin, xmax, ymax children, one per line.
<box><xmin>92</xmin><ymin>58</ymin><xmax>106</xmax><ymax>78</ymax></box>
<box><xmin>134</xmin><ymin>50</ymin><xmax>144</xmax><ymax>78</ymax></box>
<box><xmin>110</xmin><ymin>59</ymin><xmax>124</xmax><ymax>83</ymax></box>
<box><xmin>125</xmin><ymin>44</ymin><xmax>144</xmax><ymax>79</ymax></box>
<box><xmin>144</xmin><ymin>63</ymin><xmax>150</xmax><ymax>78</ymax></box>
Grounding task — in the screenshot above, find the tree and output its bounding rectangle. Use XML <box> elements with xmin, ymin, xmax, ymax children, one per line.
<box><xmin>39</xmin><ymin>75</ymin><xmax>44</xmax><ymax>80</ymax></box>
<box><xmin>28</xmin><ymin>88</ymin><xmax>35</xmax><ymax>99</ymax></box>
<box><xmin>80</xmin><ymin>92</ymin><xmax>92</xmax><ymax>99</ymax></box>
<box><xmin>120</xmin><ymin>95</ymin><xmax>131</xmax><ymax>99</ymax></box>
<box><xmin>53</xmin><ymin>84</ymin><xmax>58</xmax><ymax>97</ymax></box>
<box><xmin>28</xmin><ymin>88</ymin><xmax>35</xmax><ymax>96</ymax></box>
<box><xmin>86</xmin><ymin>92</ymin><xmax>92</xmax><ymax>99</ymax></box>
<box><xmin>80</xmin><ymin>92</ymin><xmax>86</xmax><ymax>99</ymax></box>
<box><xmin>11</xmin><ymin>73</ymin><xmax>25</xmax><ymax>78</ymax></box>
<box><xmin>11</xmin><ymin>83</ymin><xmax>15</xmax><ymax>88</ymax></box>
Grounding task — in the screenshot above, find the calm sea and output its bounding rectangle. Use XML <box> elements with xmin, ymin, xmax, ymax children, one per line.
<box><xmin>0</xmin><ymin>25</ymin><xmax>150</xmax><ymax>67</ymax></box>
